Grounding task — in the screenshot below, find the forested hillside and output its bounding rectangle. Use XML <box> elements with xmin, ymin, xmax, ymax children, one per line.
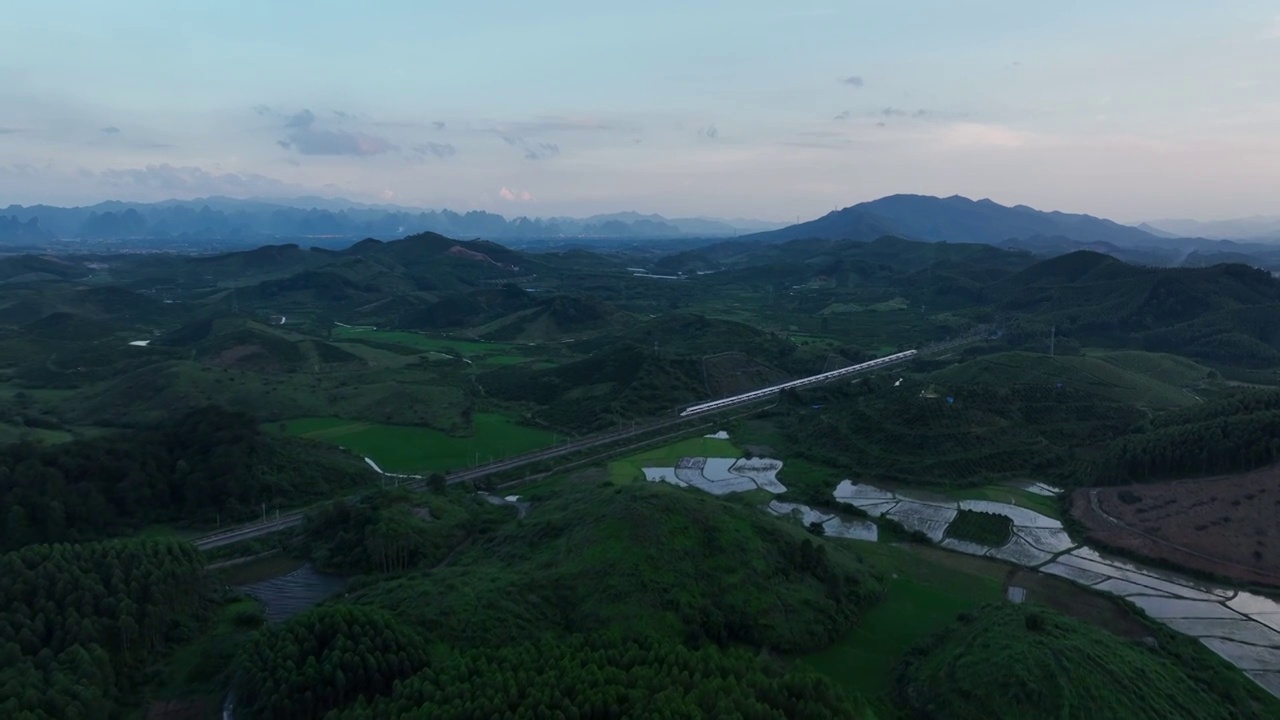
<box><xmin>329</xmin><ymin>634</ymin><xmax>874</xmax><ymax>720</ymax></box>
<box><xmin>346</xmin><ymin>483</ymin><xmax>883</xmax><ymax>653</ymax></box>
<box><xmin>0</xmin><ymin>407</ymin><xmax>374</xmax><ymax>550</ymax></box>
<box><xmin>0</xmin><ymin>539</ymin><xmax>213</xmax><ymax>719</ymax></box>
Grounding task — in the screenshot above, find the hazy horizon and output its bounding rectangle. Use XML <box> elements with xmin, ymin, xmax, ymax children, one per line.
<box><xmin>3</xmin><ymin>1</ymin><xmax>1278</xmax><ymax>223</ymax></box>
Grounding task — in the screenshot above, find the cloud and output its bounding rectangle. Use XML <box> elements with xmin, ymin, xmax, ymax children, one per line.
<box><xmin>433</xmin><ymin>121</ymin><xmax>446</xmax><ymax>130</ymax></box>
<box><xmin>94</xmin><ymin>163</ymin><xmax>313</xmax><ymax>194</ymax></box>
<box><xmin>100</xmin><ymin>126</ymin><xmax>120</xmax><ymax>135</ymax></box>
<box><xmin>275</xmin><ymin>107</ymin><xmax>396</xmax><ymax>156</ymax></box>
<box><xmin>877</xmin><ymin>108</ymin><xmax>951</xmax><ymax>122</ymax></box>
<box><xmin>284</xmin><ymin>109</ymin><xmax>316</xmax><ymax>128</ymax></box>
<box><xmin>498</xmin><ymin>186</ymin><xmax>534</xmax><ymax>202</ymax></box>
<box><xmin>0</xmin><ymin>128</ymin><xmax>22</xmax><ymax>135</ymax></box>
<box><xmin>699</xmin><ymin>124</ymin><xmax>719</xmax><ymax>139</ymax></box>
<box><xmin>834</xmin><ymin>111</ymin><xmax>851</xmax><ymax>121</ymax></box>
<box><xmin>501</xmin><ymin>135</ymin><xmax>560</xmax><ymax>160</ymax></box>
<box><xmin>842</xmin><ymin>76</ymin><xmax>864</xmax><ymax>88</ymax></box>
<box><xmin>1267</xmin><ymin>16</ymin><xmax>1280</xmax><ymax>39</ymax></box>
<box><xmin>0</xmin><ymin>162</ymin><xmax>342</xmax><ymax>203</ymax></box>
<box><xmin>495</xmin><ymin>116</ymin><xmax>616</xmax><ymax>134</ymax></box>
<box><xmin>411</xmin><ymin>142</ymin><xmax>457</xmax><ymax>159</ymax></box>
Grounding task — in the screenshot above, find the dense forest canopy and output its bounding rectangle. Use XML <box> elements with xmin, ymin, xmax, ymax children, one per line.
<box><xmin>0</xmin><ymin>538</ymin><xmax>213</xmax><ymax>720</ymax></box>
<box><xmin>0</xmin><ymin>406</ymin><xmax>374</xmax><ymax>551</ymax></box>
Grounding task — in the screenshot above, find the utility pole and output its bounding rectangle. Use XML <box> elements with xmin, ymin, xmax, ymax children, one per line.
<box><xmin>1050</xmin><ymin>325</ymin><xmax>1056</xmax><ymax>357</ymax></box>
<box><xmin>261</xmin><ymin>503</ymin><xmax>266</xmax><ymax>524</ymax></box>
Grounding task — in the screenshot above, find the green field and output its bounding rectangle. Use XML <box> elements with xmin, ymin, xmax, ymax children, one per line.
<box><xmin>801</xmin><ymin>544</ymin><xmax>1005</xmax><ymax>704</ymax></box>
<box><xmin>606</xmin><ymin>435</ymin><xmax>740</xmax><ymax>482</ymax></box>
<box><xmin>278</xmin><ymin>413</ymin><xmax>556</xmax><ymax>474</ymax></box>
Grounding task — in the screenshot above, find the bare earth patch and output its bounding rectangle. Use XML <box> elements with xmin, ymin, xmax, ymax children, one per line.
<box><xmin>1071</xmin><ymin>465</ymin><xmax>1280</xmax><ymax>587</ymax></box>
<box><xmin>210</xmin><ymin>343</ymin><xmax>271</xmax><ymax>369</ymax></box>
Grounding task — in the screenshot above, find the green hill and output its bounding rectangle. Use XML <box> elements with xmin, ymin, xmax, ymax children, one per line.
<box><xmin>0</xmin><ymin>406</ymin><xmax>378</xmax><ymax>546</ymax></box>
<box><xmin>894</xmin><ymin>603</ymin><xmax>1280</xmax><ymax>720</ymax></box>
<box><xmin>478</xmin><ymin>342</ymin><xmax>708</xmax><ymax>431</ymax></box>
<box><xmin>347</xmin><ymin>482</ymin><xmax>884</xmax><ymax>652</ymax></box>
<box><xmin>927</xmin><ymin>351</ymin><xmax>1208</xmax><ymax>410</ymax></box>
<box><xmin>60</xmin><ymin>360</ymin><xmax>469</xmax><ymax>429</ymax></box>
<box><xmin>475</xmin><ymin>294</ymin><xmax>633</xmax><ymax>342</ymax></box>
<box><xmin>0</xmin><ymin>254</ymin><xmax>93</xmax><ymax>282</ymax></box>
<box><xmin>782</xmin><ymin>370</ymin><xmax>1147</xmax><ymax>486</ymax></box>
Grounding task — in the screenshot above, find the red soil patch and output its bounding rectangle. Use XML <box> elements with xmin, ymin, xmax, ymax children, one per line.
<box><xmin>1070</xmin><ymin>464</ymin><xmax>1280</xmax><ymax>588</ymax></box>
<box><xmin>210</xmin><ymin>344</ymin><xmax>272</xmax><ymax>370</ymax></box>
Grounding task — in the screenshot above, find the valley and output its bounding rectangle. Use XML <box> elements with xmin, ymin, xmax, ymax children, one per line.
<box><xmin>7</xmin><ymin>215</ymin><xmax>1280</xmax><ymax>719</ymax></box>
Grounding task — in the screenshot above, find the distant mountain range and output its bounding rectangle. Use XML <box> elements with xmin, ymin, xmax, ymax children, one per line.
<box><xmin>739</xmin><ymin>194</ymin><xmax>1280</xmax><ymax>267</ymax></box>
<box><xmin>0</xmin><ymin>196</ymin><xmax>786</xmax><ymax>245</ymax></box>
<box><xmin>743</xmin><ymin>194</ymin><xmax>1162</xmax><ymax>247</ymax></box>
<box><xmin>1140</xmin><ymin>216</ymin><xmax>1280</xmax><ymax>242</ymax></box>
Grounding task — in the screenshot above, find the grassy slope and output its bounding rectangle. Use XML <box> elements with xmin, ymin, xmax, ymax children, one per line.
<box><xmin>801</xmin><ymin>543</ymin><xmax>1005</xmax><ymax>706</ymax></box>
<box><xmin>895</xmin><ymin>602</ymin><xmax>1280</xmax><ymax>720</ymax></box>
<box><xmin>277</xmin><ymin>413</ymin><xmax>556</xmax><ymax>474</ymax></box>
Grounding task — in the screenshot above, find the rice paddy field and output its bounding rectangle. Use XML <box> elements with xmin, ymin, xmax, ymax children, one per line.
<box><xmin>277</xmin><ymin>413</ymin><xmax>556</xmax><ymax>474</ymax></box>
<box><xmin>606</xmin><ymin>435</ymin><xmax>740</xmax><ymax>483</ymax></box>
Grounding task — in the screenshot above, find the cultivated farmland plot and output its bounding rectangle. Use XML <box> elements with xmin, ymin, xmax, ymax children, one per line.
<box><xmin>1127</xmin><ymin>596</ymin><xmax>1247</xmax><ymax>620</ymax></box>
<box><xmin>1040</xmin><ymin>560</ymin><xmax>1112</xmax><ymax>586</ymax></box>
<box><xmin>1056</xmin><ymin>553</ymin><xmax>1225</xmax><ymax>601</ymax></box>
<box><xmin>985</xmin><ymin>535</ymin><xmax>1054</xmax><ymax>567</ymax></box>
<box><xmin>1162</xmin><ymin>618</ymin><xmax>1280</xmax><ymax>648</ymax></box>
<box><xmin>886</xmin><ymin>501</ymin><xmax>959</xmax><ymax>526</ymax></box>
<box><xmin>1252</xmin><ymin>672</ymin><xmax>1280</xmax><ymax>699</ymax></box>
<box><xmin>1013</xmin><ymin>527</ymin><xmax>1077</xmax><ymax>554</ymax></box>
<box><xmin>822</xmin><ymin>516</ymin><xmax>878</xmax><ymax>542</ymax></box>
<box><xmin>644</xmin><ymin>456</ymin><xmax>788</xmax><ymax>495</ymax></box>
<box><xmin>821</xmin><ymin>480</ymin><xmax>1280</xmax><ymax>696</ymax></box>
<box><xmin>767</xmin><ymin>501</ymin><xmax>878</xmax><ymax>541</ymax></box>
<box><xmin>939</xmin><ymin>538</ymin><xmax>992</xmax><ymax>557</ymax></box>
<box><xmin>1198</xmin><ymin>637</ymin><xmax>1280</xmax><ymax>671</ymax></box>
<box><xmin>833</xmin><ymin>480</ymin><xmax>897</xmax><ymax>503</ymax></box>
<box><xmin>958</xmin><ymin>499</ymin><xmax>1062</xmax><ymax>529</ymax></box>
<box><xmin>1024</xmin><ymin>481</ymin><xmax>1064</xmax><ymax>497</ymax></box>
<box><xmin>853</xmin><ymin>501</ymin><xmax>900</xmax><ymax>517</ymax></box>
<box><xmin>237</xmin><ymin>564</ymin><xmax>347</xmax><ymax>624</ymax></box>
<box><xmin>768</xmin><ymin>501</ymin><xmax>834</xmax><ymax>527</ymax></box>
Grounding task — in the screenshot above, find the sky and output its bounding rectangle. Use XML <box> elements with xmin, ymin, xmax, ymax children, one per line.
<box><xmin>2</xmin><ymin>1</ymin><xmax>1279</xmax><ymax>223</ymax></box>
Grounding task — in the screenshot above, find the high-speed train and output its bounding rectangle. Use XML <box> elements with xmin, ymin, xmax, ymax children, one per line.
<box><xmin>679</xmin><ymin>349</ymin><xmax>917</xmax><ymax>417</ymax></box>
